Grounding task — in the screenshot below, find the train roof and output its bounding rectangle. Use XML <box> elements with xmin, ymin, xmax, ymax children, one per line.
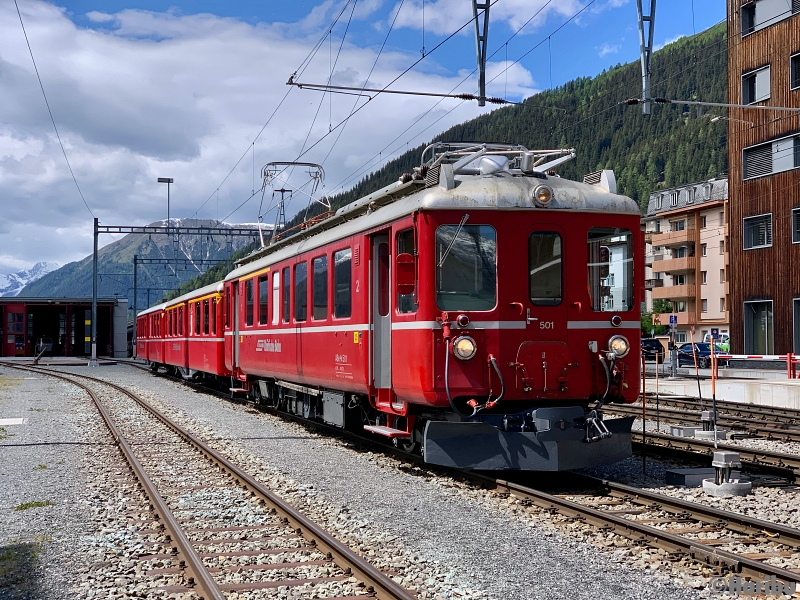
<box><xmin>227</xmin><ymin>146</ymin><xmax>639</xmax><ymax>281</ymax></box>
<box><xmin>164</xmin><ymin>281</ymin><xmax>225</xmax><ymax>309</ymax></box>
<box><xmin>137</xmin><ymin>302</ymin><xmax>168</xmax><ymax>317</ymax></box>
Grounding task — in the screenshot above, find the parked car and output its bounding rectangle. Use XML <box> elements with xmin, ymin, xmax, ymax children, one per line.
<box><xmin>641</xmin><ymin>338</ymin><xmax>665</xmax><ymax>361</ymax></box>
<box><xmin>676</xmin><ymin>343</ymin><xmax>728</xmax><ymax>368</ymax></box>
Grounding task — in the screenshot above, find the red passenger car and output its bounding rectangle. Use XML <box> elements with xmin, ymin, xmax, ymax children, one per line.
<box><xmin>209</xmin><ymin>143</ymin><xmax>643</xmax><ymax>470</ymax></box>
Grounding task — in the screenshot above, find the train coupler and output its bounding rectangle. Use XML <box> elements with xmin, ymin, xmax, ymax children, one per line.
<box><xmin>584</xmin><ymin>410</ymin><xmax>612</xmax><ymax>443</ymax></box>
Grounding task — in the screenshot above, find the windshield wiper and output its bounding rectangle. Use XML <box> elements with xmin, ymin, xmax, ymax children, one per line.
<box><xmin>437</xmin><ymin>214</ymin><xmax>469</xmax><ymax>269</ymax></box>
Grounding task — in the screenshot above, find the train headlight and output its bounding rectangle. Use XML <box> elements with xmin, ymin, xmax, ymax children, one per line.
<box><xmin>452</xmin><ymin>336</ymin><xmax>477</xmax><ymax>360</ymax></box>
<box><xmin>531</xmin><ymin>184</ymin><xmax>554</xmax><ymax>207</ymax></box>
<box><xmin>608</xmin><ymin>335</ymin><xmax>630</xmax><ymax>358</ymax></box>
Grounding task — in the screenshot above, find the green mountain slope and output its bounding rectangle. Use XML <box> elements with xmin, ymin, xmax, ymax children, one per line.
<box><xmin>146</xmin><ymin>23</ymin><xmax>729</xmax><ymax>299</ymax></box>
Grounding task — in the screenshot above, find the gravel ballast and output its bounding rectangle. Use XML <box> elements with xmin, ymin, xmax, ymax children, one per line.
<box><xmin>75</xmin><ymin>364</ymin><xmax>713</xmax><ymax>600</ymax></box>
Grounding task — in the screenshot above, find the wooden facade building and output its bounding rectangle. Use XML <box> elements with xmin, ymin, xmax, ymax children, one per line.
<box><xmin>727</xmin><ymin>0</ymin><xmax>800</xmax><ymax>354</ymax></box>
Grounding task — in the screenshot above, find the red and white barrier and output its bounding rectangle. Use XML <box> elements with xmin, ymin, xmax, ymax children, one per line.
<box><xmin>714</xmin><ymin>353</ymin><xmax>799</xmax><ymax>379</ymax></box>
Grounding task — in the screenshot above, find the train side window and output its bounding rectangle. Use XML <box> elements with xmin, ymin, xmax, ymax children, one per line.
<box><xmin>208</xmin><ymin>298</ymin><xmax>217</xmax><ymax>334</ymax></box>
<box><xmin>282</xmin><ymin>267</ymin><xmax>291</xmax><ymax>322</ymax></box>
<box><xmin>178</xmin><ymin>306</ymin><xmax>183</xmax><ymax>336</ymax></box>
<box><xmin>203</xmin><ymin>300</ymin><xmax>210</xmax><ymax>335</ymax></box>
<box><xmin>258</xmin><ymin>275</ymin><xmax>269</xmax><ymax>325</ymax></box>
<box><xmin>529</xmin><ymin>232</ymin><xmax>562</xmax><ymax>305</ymax></box>
<box><xmin>195</xmin><ymin>302</ymin><xmax>201</xmax><ymax>335</ymax></box>
<box><xmin>587</xmin><ymin>227</ymin><xmax>634</xmax><ymax>312</ymax></box>
<box><xmin>333</xmin><ymin>248</ymin><xmax>351</xmax><ymax>318</ymax></box>
<box><xmin>245</xmin><ymin>279</ymin><xmax>254</xmax><ymax>326</ymax></box>
<box><xmin>396</xmin><ymin>229</ymin><xmax>417</xmax><ymax>314</ymax></box>
<box><xmin>312</xmin><ymin>256</ymin><xmax>328</xmax><ymax>320</ymax></box>
<box><xmin>294</xmin><ymin>262</ymin><xmax>308</xmax><ymax>322</ymax></box>
<box><xmin>272</xmin><ymin>271</ymin><xmax>280</xmax><ymax>324</ymax></box>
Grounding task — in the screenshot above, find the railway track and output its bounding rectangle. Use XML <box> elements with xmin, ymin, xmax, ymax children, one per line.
<box><xmin>639</xmin><ymin>393</ymin><xmax>800</xmax><ymax>424</ymax></box>
<box><xmin>608</xmin><ymin>403</ymin><xmax>800</xmax><ymax>443</ymax></box>
<box><xmin>99</xmin><ymin>362</ymin><xmax>800</xmax><ymax>586</ymax></box>
<box><xmin>0</xmin><ymin>362</ymin><xmax>414</xmax><ymax>600</ymax></box>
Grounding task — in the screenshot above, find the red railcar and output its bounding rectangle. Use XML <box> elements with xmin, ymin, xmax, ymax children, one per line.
<box><xmin>136</xmin><ymin>303</ymin><xmax>167</xmax><ymax>366</ymax></box>
<box><xmin>204</xmin><ymin>143</ymin><xmax>644</xmax><ymax>470</ymax></box>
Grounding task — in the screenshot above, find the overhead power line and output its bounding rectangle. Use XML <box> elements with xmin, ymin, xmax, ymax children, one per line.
<box><xmin>14</xmin><ymin>0</ymin><xmax>94</xmax><ymax>219</ymax></box>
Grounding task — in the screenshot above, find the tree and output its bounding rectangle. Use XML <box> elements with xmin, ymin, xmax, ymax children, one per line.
<box><xmin>641</xmin><ymin>299</ymin><xmax>672</xmax><ymax>337</ymax></box>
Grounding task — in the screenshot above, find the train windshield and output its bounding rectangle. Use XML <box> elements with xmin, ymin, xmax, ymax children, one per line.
<box><xmin>587</xmin><ymin>227</ymin><xmax>634</xmax><ymax>312</ymax></box>
<box><xmin>436</xmin><ymin>224</ymin><xmax>497</xmax><ymax>311</ymax></box>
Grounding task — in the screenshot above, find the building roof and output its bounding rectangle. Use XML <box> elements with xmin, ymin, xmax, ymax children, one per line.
<box><xmin>0</xmin><ymin>297</ymin><xmax>125</xmax><ymax>305</ymax></box>
<box><xmin>645</xmin><ymin>177</ymin><xmax>728</xmax><ymax>218</ymax></box>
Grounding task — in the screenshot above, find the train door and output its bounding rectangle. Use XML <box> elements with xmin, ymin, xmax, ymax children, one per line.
<box><xmin>371</xmin><ymin>233</ymin><xmax>391</xmax><ymax>392</ymax></box>
<box><xmin>232</xmin><ymin>281</ymin><xmax>240</xmax><ymax>369</ymax></box>
<box><xmin>514</xmin><ymin>224</ymin><xmax>571</xmax><ymax>394</ymax></box>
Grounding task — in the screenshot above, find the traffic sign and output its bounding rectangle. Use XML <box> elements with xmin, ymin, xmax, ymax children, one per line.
<box><xmin>669</xmin><ymin>315</ymin><xmax>678</xmax><ymax>325</ymax></box>
<box><xmin>711</xmin><ymin>327</ymin><xmax>719</xmax><ymax>339</ymax></box>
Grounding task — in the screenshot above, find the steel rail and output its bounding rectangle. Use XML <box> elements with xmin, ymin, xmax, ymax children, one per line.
<box><xmin>608</xmin><ymin>404</ymin><xmax>800</xmax><ymax>442</ymax></box>
<box><xmin>632</xmin><ymin>430</ymin><xmax>800</xmax><ymax>479</ymax></box>
<box><xmin>637</xmin><ymin>394</ymin><xmax>800</xmax><ymax>423</ymax></box>
<box><xmin>14</xmin><ymin>364</ymin><xmax>416</xmax><ymax>600</ymax></box>
<box><xmin>118</xmin><ymin>363</ymin><xmax>800</xmax><ymax>583</ymax></box>
<box><xmin>0</xmin><ymin>362</ymin><xmax>224</xmax><ymax>600</ymax></box>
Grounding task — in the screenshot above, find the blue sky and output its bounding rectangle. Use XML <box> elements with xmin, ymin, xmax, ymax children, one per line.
<box><xmin>0</xmin><ymin>0</ymin><xmax>726</xmax><ymax>275</ymax></box>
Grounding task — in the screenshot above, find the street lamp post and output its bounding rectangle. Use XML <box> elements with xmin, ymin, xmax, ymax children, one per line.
<box><xmin>157</xmin><ymin>177</ymin><xmax>173</xmax><ymax>226</ymax></box>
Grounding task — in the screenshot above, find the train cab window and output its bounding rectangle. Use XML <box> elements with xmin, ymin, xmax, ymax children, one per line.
<box><xmin>313</xmin><ymin>256</ymin><xmax>328</xmax><ymax>320</ymax></box>
<box><xmin>272</xmin><ymin>272</ymin><xmax>280</xmax><ymax>324</ymax></box>
<box><xmin>258</xmin><ymin>275</ymin><xmax>269</xmax><ymax>325</ymax></box>
<box><xmin>245</xmin><ymin>279</ymin><xmax>254</xmax><ymax>326</ymax></box>
<box><xmin>203</xmin><ymin>300</ymin><xmax>210</xmax><ymax>335</ymax></box>
<box><xmin>294</xmin><ymin>262</ymin><xmax>308</xmax><ymax>322</ymax></box>
<box><xmin>195</xmin><ymin>302</ymin><xmax>201</xmax><ymax>335</ymax></box>
<box><xmin>587</xmin><ymin>227</ymin><xmax>634</xmax><ymax>312</ymax></box>
<box><xmin>282</xmin><ymin>267</ymin><xmax>291</xmax><ymax>322</ymax></box>
<box><xmin>396</xmin><ymin>229</ymin><xmax>417</xmax><ymax>314</ymax></box>
<box><xmin>333</xmin><ymin>248</ymin><xmax>352</xmax><ymax>318</ymax></box>
<box><xmin>435</xmin><ymin>224</ymin><xmax>497</xmax><ymax>311</ymax></box>
<box><xmin>529</xmin><ymin>232</ymin><xmax>562</xmax><ymax>305</ymax></box>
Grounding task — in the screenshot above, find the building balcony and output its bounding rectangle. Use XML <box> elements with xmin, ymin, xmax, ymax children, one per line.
<box><xmin>652</xmin><ymin>312</ymin><xmax>697</xmax><ymax>327</ymax></box>
<box><xmin>651</xmin><ymin>283</ymin><xmax>696</xmax><ymax>300</ymax></box>
<box><xmin>724</xmin><ymin>281</ymin><xmax>730</xmax><ymax>295</ymax></box>
<box><xmin>651</xmin><ymin>256</ymin><xmax>696</xmax><ymax>274</ymax></box>
<box><xmin>651</xmin><ymin>229</ymin><xmax>696</xmax><ymax>247</ymax></box>
<box><xmin>645</xmin><ymin>278</ymin><xmax>664</xmax><ymax>289</ymax></box>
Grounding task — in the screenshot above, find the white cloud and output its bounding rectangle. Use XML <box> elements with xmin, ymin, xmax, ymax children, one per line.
<box><xmin>85</xmin><ymin>11</ymin><xmax>115</xmax><ymax>23</ymax></box>
<box><xmin>654</xmin><ymin>34</ymin><xmax>685</xmax><ymax>51</ymax></box>
<box><xmin>0</xmin><ymin>1</ymin><xmax>537</xmax><ymax>275</ymax></box>
<box><xmin>596</xmin><ymin>42</ymin><xmax>621</xmax><ymax>58</ymax></box>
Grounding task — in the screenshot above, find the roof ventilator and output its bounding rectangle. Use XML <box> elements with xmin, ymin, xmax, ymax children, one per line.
<box><xmin>583</xmin><ymin>169</ymin><xmax>617</xmax><ymax>194</ymax></box>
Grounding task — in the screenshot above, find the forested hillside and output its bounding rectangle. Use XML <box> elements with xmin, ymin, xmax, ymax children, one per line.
<box><xmin>157</xmin><ymin>23</ymin><xmax>729</xmax><ymax>301</ymax></box>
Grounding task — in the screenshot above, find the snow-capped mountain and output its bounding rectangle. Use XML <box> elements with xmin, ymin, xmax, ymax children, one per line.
<box><xmin>0</xmin><ymin>262</ymin><xmax>60</xmax><ymax>297</ymax></box>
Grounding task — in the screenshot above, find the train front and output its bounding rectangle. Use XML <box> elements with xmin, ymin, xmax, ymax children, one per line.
<box><xmin>405</xmin><ymin>145</ymin><xmax>641</xmax><ymax>471</ymax></box>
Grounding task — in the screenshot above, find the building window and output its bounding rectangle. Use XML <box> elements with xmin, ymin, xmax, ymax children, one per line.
<box><xmin>792</xmin><ymin>52</ymin><xmax>800</xmax><ymax>90</ymax></box>
<box><xmin>720</xmin><ymin>240</ymin><xmax>726</xmax><ymax>254</ymax></box>
<box><xmin>656</xmin><ymin>195</ymin><xmax>663</xmax><ymax>209</ymax></box>
<box><xmin>793</xmin><ymin>208</ymin><xmax>800</xmax><ymax>244</ymax></box>
<box><xmin>743</xmin><ymin>214</ymin><xmax>773</xmax><ymax>249</ymax></box>
<box><xmin>670</xmin><ymin>192</ymin><xmax>679</xmax><ymax>207</ymax></box>
<box><xmin>719</xmin><ymin>211</ymin><xmax>725</xmax><ymax>226</ymax></box>
<box><xmin>744</xmin><ymin>300</ymin><xmax>774</xmax><ymax>354</ymax></box>
<box><xmin>654</xmin><ymin>220</ymin><xmax>661</xmax><ymax>233</ymax></box>
<box><xmin>742</xmin><ymin>0</ymin><xmax>797</xmax><ymax>35</ymax></box>
<box><xmin>674</xmin><ymin>246</ymin><xmax>688</xmax><ymax>259</ymax></box>
<box><xmin>701</xmin><ymin>271</ymin><xmax>707</xmax><ymax>284</ymax></box>
<box><xmin>701</xmin><ymin>243</ymin><xmax>707</xmax><ymax>256</ymax></box>
<box><xmin>704</xmin><ymin>184</ymin><xmax>712</xmax><ymax>200</ymax></box>
<box><xmin>676</xmin><ymin>301</ymin><xmax>687</xmax><ymax>312</ymax></box>
<box><xmin>674</xmin><ymin>274</ymin><xmax>686</xmax><ymax>286</ymax></box>
<box><xmin>720</xmin><ymin>268</ymin><xmax>725</xmax><ymax>283</ymax></box>
<box><xmin>676</xmin><ymin>331</ymin><xmax>687</xmax><ymax>343</ymax></box>
<box><xmin>672</xmin><ymin>220</ymin><xmax>686</xmax><ymax>231</ymax></box>
<box><xmin>742</xmin><ymin>66</ymin><xmax>770</xmax><ymax>104</ymax></box>
<box><xmin>720</xmin><ymin>297</ymin><xmax>726</xmax><ymax>312</ymax></box>
<box><xmin>701</xmin><ymin>215</ymin><xmax>707</xmax><ymax>229</ymax></box>
<box><xmin>702</xmin><ymin>299</ymin><xmax>708</xmax><ymax>313</ymax></box>
<box><xmin>743</xmin><ymin>134</ymin><xmax>800</xmax><ymax>179</ymax></box>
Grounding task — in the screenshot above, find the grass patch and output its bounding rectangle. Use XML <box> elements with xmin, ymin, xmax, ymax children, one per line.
<box><xmin>0</xmin><ymin>536</ymin><xmax>50</xmax><ymax>590</ymax></box>
<box><xmin>0</xmin><ymin>427</ymin><xmax>6</xmax><ymax>441</ymax></box>
<box><xmin>33</xmin><ymin>465</ymin><xmax>47</xmax><ymax>471</ymax></box>
<box><xmin>0</xmin><ymin>376</ymin><xmax>22</xmax><ymax>390</ymax></box>
<box><xmin>28</xmin><ymin>408</ymin><xmax>43</xmax><ymax>412</ymax></box>
<box><xmin>13</xmin><ymin>501</ymin><xmax>53</xmax><ymax>511</ymax></box>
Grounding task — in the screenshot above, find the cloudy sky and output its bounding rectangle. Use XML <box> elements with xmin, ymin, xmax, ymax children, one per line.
<box><xmin>0</xmin><ymin>0</ymin><xmax>725</xmax><ymax>275</ymax></box>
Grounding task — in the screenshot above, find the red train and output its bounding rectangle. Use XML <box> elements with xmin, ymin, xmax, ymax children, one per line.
<box><xmin>136</xmin><ymin>143</ymin><xmax>642</xmax><ymax>470</ymax></box>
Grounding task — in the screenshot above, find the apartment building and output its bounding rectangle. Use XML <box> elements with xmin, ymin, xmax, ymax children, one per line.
<box><xmin>643</xmin><ymin>177</ymin><xmax>730</xmax><ymax>343</ymax></box>
<box><xmin>727</xmin><ymin>0</ymin><xmax>800</xmax><ymax>354</ymax></box>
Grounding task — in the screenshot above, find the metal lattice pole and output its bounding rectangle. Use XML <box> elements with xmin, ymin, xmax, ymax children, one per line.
<box><xmin>472</xmin><ymin>0</ymin><xmax>490</xmax><ymax>107</ymax></box>
<box><xmin>636</xmin><ymin>0</ymin><xmax>656</xmax><ymax>115</ymax></box>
